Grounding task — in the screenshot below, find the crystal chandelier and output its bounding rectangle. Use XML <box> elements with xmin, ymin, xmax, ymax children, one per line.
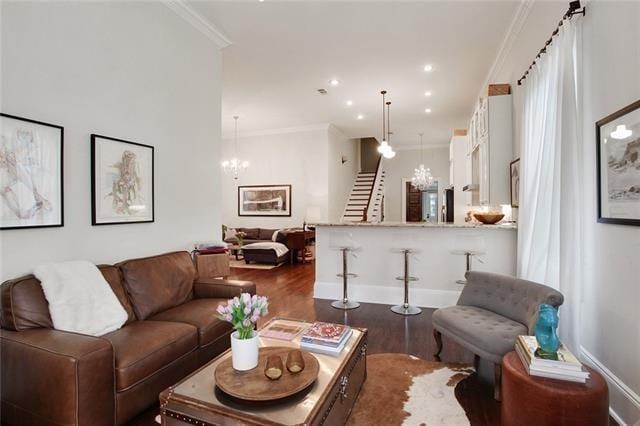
<box><xmin>377</xmin><ymin>91</ymin><xmax>396</xmax><ymax>159</ymax></box>
<box><xmin>221</xmin><ymin>116</ymin><xmax>249</xmax><ymax>180</ymax></box>
<box><xmin>411</xmin><ymin>133</ymin><xmax>433</xmax><ymax>190</ymax></box>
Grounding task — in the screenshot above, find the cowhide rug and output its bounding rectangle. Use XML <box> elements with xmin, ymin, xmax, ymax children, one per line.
<box><xmin>347</xmin><ymin>353</ymin><xmax>474</xmax><ymax>426</ymax></box>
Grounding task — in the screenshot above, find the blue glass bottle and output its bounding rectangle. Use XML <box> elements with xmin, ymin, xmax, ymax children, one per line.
<box><xmin>534</xmin><ymin>303</ymin><xmax>560</xmax><ymax>360</ymax></box>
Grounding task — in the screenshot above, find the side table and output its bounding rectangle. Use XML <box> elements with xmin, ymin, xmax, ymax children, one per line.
<box><xmin>501</xmin><ymin>351</ymin><xmax>609</xmax><ymax>426</ymax></box>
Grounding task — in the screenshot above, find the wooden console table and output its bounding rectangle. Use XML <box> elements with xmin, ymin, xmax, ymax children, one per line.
<box><xmin>285</xmin><ymin>230</ymin><xmax>315</xmax><ymax>264</ymax></box>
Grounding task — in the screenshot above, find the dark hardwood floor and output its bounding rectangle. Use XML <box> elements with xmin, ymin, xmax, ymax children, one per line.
<box><xmin>231</xmin><ymin>262</ymin><xmax>502</xmax><ymax>425</ymax></box>
<box><xmin>132</xmin><ymin>261</ymin><xmax>615</xmax><ymax>426</ymax></box>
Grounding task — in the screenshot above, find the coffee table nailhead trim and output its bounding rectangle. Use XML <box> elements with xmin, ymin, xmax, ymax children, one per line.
<box><xmin>166</xmin><ymin>410</ymin><xmax>215</xmax><ymax>426</ymax></box>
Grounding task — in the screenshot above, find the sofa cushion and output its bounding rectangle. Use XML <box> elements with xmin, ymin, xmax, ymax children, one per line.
<box><xmin>118</xmin><ymin>252</ymin><xmax>196</xmax><ymax>320</ymax></box>
<box><xmin>0</xmin><ymin>265</ymin><xmax>136</xmax><ymax>331</ymax></box>
<box><xmin>103</xmin><ymin>320</ymin><xmax>198</xmax><ymax>391</ymax></box>
<box><xmin>239</xmin><ymin>228</ymin><xmax>260</xmax><ymax>240</ymax></box>
<box><xmin>432</xmin><ymin>305</ymin><xmax>527</xmax><ymax>363</ymax></box>
<box><xmin>149</xmin><ymin>298</ymin><xmax>232</xmax><ymax>347</ymax></box>
<box><xmin>258</xmin><ymin>228</ymin><xmax>278</xmax><ymax>240</ymax></box>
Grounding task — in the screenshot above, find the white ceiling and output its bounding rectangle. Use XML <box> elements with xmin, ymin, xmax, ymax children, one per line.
<box><xmin>191</xmin><ymin>1</ymin><xmax>523</xmax><ymax>146</ymax></box>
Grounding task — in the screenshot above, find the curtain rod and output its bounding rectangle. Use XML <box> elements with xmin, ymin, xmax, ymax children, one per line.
<box><xmin>517</xmin><ymin>1</ymin><xmax>586</xmax><ymax>86</ymax></box>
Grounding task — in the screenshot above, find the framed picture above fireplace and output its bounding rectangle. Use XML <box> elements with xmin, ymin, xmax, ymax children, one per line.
<box><xmin>238</xmin><ymin>184</ymin><xmax>291</xmax><ymax>217</ymax></box>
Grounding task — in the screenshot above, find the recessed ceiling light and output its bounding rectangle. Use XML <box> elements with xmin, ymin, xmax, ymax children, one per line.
<box><xmin>425</xmin><ymin>108</ymin><xmax>432</xmax><ymax>113</ymax></box>
<box><xmin>346</xmin><ymin>100</ymin><xmax>353</xmax><ymax>106</ymax></box>
<box><xmin>357</xmin><ymin>114</ymin><xmax>364</xmax><ymax>120</ymax></box>
<box><xmin>424</xmin><ymin>91</ymin><xmax>432</xmax><ymax>97</ymax></box>
<box><xmin>423</xmin><ymin>64</ymin><xmax>433</xmax><ymax>72</ymax></box>
<box><xmin>329</xmin><ymin>79</ymin><xmax>340</xmax><ymax>86</ymax></box>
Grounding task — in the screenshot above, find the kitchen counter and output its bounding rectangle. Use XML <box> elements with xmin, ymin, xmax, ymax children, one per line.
<box><xmin>313</xmin><ymin>222</ymin><xmax>517</xmax><ymax>308</ymax></box>
<box><xmin>312</xmin><ymin>221</ymin><xmax>517</xmax><ymax>230</ymax></box>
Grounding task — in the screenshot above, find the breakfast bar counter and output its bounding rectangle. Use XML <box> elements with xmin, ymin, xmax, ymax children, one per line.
<box><xmin>313</xmin><ymin>222</ymin><xmax>517</xmax><ymax>308</ymax></box>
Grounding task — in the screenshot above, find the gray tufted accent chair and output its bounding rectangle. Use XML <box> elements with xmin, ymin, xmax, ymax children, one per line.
<box><xmin>432</xmin><ymin>271</ymin><xmax>564</xmax><ymax>400</ymax></box>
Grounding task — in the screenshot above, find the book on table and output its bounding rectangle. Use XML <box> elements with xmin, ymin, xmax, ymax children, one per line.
<box><xmin>259</xmin><ymin>320</ymin><xmax>305</xmax><ymax>341</ymax></box>
<box><xmin>515</xmin><ymin>335</ymin><xmax>589</xmax><ymax>383</ymax></box>
<box><xmin>300</xmin><ymin>322</ymin><xmax>352</xmax><ymax>355</ymax></box>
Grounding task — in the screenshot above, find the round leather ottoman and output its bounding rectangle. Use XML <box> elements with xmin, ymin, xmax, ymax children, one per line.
<box><xmin>501</xmin><ymin>351</ymin><xmax>609</xmax><ymax>426</ymax></box>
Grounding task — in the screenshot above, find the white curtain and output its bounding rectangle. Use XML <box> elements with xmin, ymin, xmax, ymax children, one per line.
<box><xmin>517</xmin><ymin>20</ymin><xmax>583</xmax><ymax>352</ymax></box>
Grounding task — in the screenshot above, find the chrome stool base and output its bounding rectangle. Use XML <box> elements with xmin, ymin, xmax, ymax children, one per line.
<box><xmin>331</xmin><ymin>300</ymin><xmax>361</xmax><ymax>310</ymax></box>
<box><xmin>391</xmin><ymin>304</ymin><xmax>421</xmax><ymax>316</ymax></box>
<box><xmin>455</xmin><ymin>279</ymin><xmax>467</xmax><ymax>285</ymax></box>
<box><xmin>331</xmin><ymin>247</ymin><xmax>360</xmax><ymax>310</ymax></box>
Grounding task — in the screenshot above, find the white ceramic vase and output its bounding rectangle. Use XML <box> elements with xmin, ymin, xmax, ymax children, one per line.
<box><xmin>230</xmin><ymin>330</ymin><xmax>259</xmax><ymax>371</ymax></box>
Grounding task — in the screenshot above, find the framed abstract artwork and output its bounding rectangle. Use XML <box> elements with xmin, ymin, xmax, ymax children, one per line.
<box><xmin>238</xmin><ymin>184</ymin><xmax>291</xmax><ymax>217</ymax></box>
<box><xmin>91</xmin><ymin>134</ymin><xmax>154</xmax><ymax>225</ymax></box>
<box><xmin>510</xmin><ymin>158</ymin><xmax>520</xmax><ymax>208</ymax></box>
<box><xmin>596</xmin><ymin>100</ymin><xmax>640</xmax><ymax>226</ymax></box>
<box><xmin>0</xmin><ymin>113</ymin><xmax>64</xmax><ymax>230</ymax></box>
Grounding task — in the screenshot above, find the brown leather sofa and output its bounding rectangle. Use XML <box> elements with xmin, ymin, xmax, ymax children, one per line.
<box><xmin>0</xmin><ymin>251</ymin><xmax>255</xmax><ymax>426</ymax></box>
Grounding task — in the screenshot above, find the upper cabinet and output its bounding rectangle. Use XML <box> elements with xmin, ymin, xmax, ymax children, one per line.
<box><xmin>465</xmin><ymin>90</ymin><xmax>513</xmax><ymax>206</ymax></box>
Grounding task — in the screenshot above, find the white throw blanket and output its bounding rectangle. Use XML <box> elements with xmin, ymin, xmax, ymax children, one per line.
<box><xmin>242</xmin><ymin>242</ymin><xmax>289</xmax><ymax>257</ymax></box>
<box><xmin>34</xmin><ymin>261</ymin><xmax>128</xmax><ymax>336</ymax></box>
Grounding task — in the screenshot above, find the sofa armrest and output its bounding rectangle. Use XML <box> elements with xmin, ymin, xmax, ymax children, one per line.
<box><xmin>194</xmin><ymin>278</ymin><xmax>256</xmax><ymax>299</ymax></box>
<box><xmin>1</xmin><ymin>328</ymin><xmax>114</xmax><ymax>426</ymax></box>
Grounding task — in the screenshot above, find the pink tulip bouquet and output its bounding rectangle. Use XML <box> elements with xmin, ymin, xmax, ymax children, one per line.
<box><xmin>217</xmin><ymin>293</ymin><xmax>269</xmax><ymax>339</ymax></box>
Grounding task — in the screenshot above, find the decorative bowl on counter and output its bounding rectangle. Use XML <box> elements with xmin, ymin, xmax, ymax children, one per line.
<box><xmin>473</xmin><ymin>212</ymin><xmax>505</xmax><ymax>224</ymax></box>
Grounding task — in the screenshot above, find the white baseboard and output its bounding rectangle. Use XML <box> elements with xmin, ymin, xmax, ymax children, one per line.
<box><xmin>313</xmin><ymin>281</ymin><xmax>461</xmax><ymax>309</ymax></box>
<box><xmin>580</xmin><ymin>346</ymin><xmax>640</xmax><ymax>426</ymax></box>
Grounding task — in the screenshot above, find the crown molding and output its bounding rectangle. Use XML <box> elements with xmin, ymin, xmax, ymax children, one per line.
<box><xmin>394</xmin><ymin>143</ymin><xmax>449</xmax><ymax>151</ymax></box>
<box><xmin>474</xmin><ymin>0</ymin><xmax>533</xmax><ymax>104</ymax></box>
<box><xmin>328</xmin><ymin>124</ymin><xmax>352</xmax><ymax>140</ymax></box>
<box><xmin>162</xmin><ymin>0</ymin><xmax>232</xmax><ymax>49</ymax></box>
<box><xmin>223</xmin><ymin>123</ymin><xmax>332</xmax><ymax>140</ymax></box>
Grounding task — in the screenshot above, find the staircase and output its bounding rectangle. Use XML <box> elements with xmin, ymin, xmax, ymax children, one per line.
<box><xmin>342</xmin><ymin>169</ymin><xmax>385</xmax><ymax>223</ymax></box>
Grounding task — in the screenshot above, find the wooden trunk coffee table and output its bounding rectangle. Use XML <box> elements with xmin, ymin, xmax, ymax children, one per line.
<box><xmin>160</xmin><ymin>319</ymin><xmax>368</xmax><ymax>425</ymax></box>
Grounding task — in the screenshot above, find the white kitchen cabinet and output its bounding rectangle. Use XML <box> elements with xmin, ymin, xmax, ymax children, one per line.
<box><xmin>449</xmin><ymin>133</ymin><xmax>470</xmax><ymax>223</ymax></box>
<box><xmin>463</xmin><ymin>94</ymin><xmax>513</xmax><ymax>207</ymax></box>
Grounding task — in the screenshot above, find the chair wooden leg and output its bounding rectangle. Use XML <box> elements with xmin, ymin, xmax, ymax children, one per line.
<box><xmin>473</xmin><ymin>354</ymin><xmax>480</xmax><ymax>371</ymax></box>
<box><xmin>494</xmin><ymin>363</ymin><xmax>502</xmax><ymax>401</ymax></box>
<box><xmin>433</xmin><ymin>329</ymin><xmax>443</xmax><ymax>357</ymax></box>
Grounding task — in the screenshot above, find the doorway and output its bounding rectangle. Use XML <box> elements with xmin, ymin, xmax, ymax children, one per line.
<box><xmin>402</xmin><ymin>179</ymin><xmax>440</xmax><ymax>223</ymax></box>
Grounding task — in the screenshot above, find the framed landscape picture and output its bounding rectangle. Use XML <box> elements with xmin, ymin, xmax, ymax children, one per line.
<box><xmin>238</xmin><ymin>184</ymin><xmax>291</xmax><ymax>217</ymax></box>
<box><xmin>0</xmin><ymin>113</ymin><xmax>64</xmax><ymax>230</ymax></box>
<box><xmin>510</xmin><ymin>158</ymin><xmax>520</xmax><ymax>208</ymax></box>
<box><xmin>596</xmin><ymin>100</ymin><xmax>640</xmax><ymax>226</ymax></box>
<box><xmin>91</xmin><ymin>134</ymin><xmax>154</xmax><ymax>225</ymax></box>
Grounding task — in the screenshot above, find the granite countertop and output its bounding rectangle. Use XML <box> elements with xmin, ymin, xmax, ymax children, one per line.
<box><xmin>311</xmin><ymin>221</ymin><xmax>517</xmax><ymax>230</ymax></box>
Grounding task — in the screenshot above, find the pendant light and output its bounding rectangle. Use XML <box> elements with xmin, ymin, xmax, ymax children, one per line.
<box><xmin>221</xmin><ymin>116</ymin><xmax>249</xmax><ymax>180</ymax></box>
<box><xmin>411</xmin><ymin>133</ymin><xmax>433</xmax><ymax>190</ymax></box>
<box><xmin>377</xmin><ymin>90</ymin><xmax>395</xmax><ymax>159</ymax></box>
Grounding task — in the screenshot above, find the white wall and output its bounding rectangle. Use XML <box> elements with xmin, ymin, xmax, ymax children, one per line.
<box><xmin>0</xmin><ymin>2</ymin><xmax>223</xmax><ymax>279</ymax></box>
<box><xmin>383</xmin><ymin>147</ymin><xmax>450</xmax><ymax>222</ymax></box>
<box><xmin>492</xmin><ymin>2</ymin><xmax>640</xmax><ymax>423</ymax></box>
<box><xmin>328</xmin><ymin>126</ymin><xmax>359</xmax><ymax>222</ymax></box>
<box><xmin>579</xmin><ymin>3</ymin><xmax>640</xmax><ymax>424</ymax></box>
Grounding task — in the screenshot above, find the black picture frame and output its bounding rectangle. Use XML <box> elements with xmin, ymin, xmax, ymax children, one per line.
<box><xmin>0</xmin><ymin>113</ymin><xmax>64</xmax><ymax>230</ymax></box>
<box><xmin>237</xmin><ymin>184</ymin><xmax>292</xmax><ymax>217</ymax></box>
<box><xmin>91</xmin><ymin>134</ymin><xmax>154</xmax><ymax>226</ymax></box>
<box><xmin>596</xmin><ymin>99</ymin><xmax>640</xmax><ymax>226</ymax></box>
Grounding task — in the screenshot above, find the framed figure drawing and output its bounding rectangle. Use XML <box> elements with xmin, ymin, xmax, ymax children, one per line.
<box><xmin>238</xmin><ymin>184</ymin><xmax>291</xmax><ymax>217</ymax></box>
<box><xmin>596</xmin><ymin>100</ymin><xmax>640</xmax><ymax>226</ymax></box>
<box><xmin>510</xmin><ymin>158</ymin><xmax>520</xmax><ymax>208</ymax></box>
<box><xmin>91</xmin><ymin>134</ymin><xmax>154</xmax><ymax>225</ymax></box>
<box><xmin>0</xmin><ymin>113</ymin><xmax>64</xmax><ymax>230</ymax></box>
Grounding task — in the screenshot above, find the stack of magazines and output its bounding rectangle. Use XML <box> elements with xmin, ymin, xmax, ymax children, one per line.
<box><xmin>300</xmin><ymin>322</ymin><xmax>352</xmax><ymax>356</ymax></box>
<box><xmin>515</xmin><ymin>335</ymin><xmax>590</xmax><ymax>383</ymax></box>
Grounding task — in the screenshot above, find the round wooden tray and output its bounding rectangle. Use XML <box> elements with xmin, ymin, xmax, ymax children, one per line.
<box><xmin>214</xmin><ymin>347</ymin><xmax>320</xmax><ymax>402</ymax></box>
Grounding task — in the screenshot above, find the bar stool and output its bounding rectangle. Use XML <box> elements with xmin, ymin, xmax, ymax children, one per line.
<box><xmin>390</xmin><ymin>245</ymin><xmax>422</xmax><ymax>316</ymax></box>
<box><xmin>451</xmin><ymin>234</ymin><xmax>486</xmax><ymax>285</ymax></box>
<box><xmin>329</xmin><ymin>232</ymin><xmax>360</xmax><ymax>310</ymax></box>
